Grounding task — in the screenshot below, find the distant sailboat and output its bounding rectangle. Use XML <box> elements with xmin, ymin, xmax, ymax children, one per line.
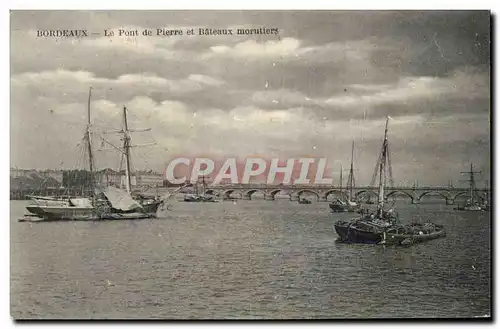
<box><xmin>454</xmin><ymin>163</ymin><xmax>484</xmax><ymax>211</ymax></box>
<box><xmin>183</xmin><ymin>175</ymin><xmax>218</xmax><ymax>202</ymax></box>
<box><xmin>330</xmin><ymin>142</ymin><xmax>361</xmax><ymax>213</ymax></box>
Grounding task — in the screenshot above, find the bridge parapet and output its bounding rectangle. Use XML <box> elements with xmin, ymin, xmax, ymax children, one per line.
<box><xmin>201</xmin><ymin>185</ymin><xmax>489</xmax><ymax>203</ymax></box>
<box><xmin>206</xmin><ymin>184</ymin><xmax>484</xmax><ymax>192</ymax></box>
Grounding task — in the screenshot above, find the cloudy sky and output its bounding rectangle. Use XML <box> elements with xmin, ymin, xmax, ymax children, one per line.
<box><xmin>10</xmin><ymin>10</ymin><xmax>490</xmax><ymax>187</ymax></box>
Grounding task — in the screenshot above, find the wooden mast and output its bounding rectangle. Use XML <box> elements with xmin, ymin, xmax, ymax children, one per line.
<box><xmin>123</xmin><ymin>106</ymin><xmax>132</xmax><ymax>194</ymax></box>
<box><xmin>461</xmin><ymin>163</ymin><xmax>481</xmax><ymax>205</ymax></box>
<box><xmin>377</xmin><ymin>117</ymin><xmax>390</xmax><ymax>217</ymax></box>
<box><xmin>85</xmin><ymin>87</ymin><xmax>95</xmax><ymax>194</ymax></box>
<box><xmin>98</xmin><ymin>105</ymin><xmax>155</xmax><ymax>195</ymax></box>
<box><xmin>348</xmin><ymin>140</ymin><xmax>355</xmax><ymax>202</ymax></box>
<box><xmin>339</xmin><ymin>164</ymin><xmax>343</xmax><ymax>195</ymax></box>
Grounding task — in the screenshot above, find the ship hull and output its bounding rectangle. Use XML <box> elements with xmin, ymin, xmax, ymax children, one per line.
<box><xmin>384</xmin><ymin>228</ymin><xmax>446</xmax><ymax>246</ymax></box>
<box><xmin>138</xmin><ymin>200</ymin><xmax>163</xmax><ymax>213</ymax></box>
<box><xmin>330</xmin><ymin>204</ymin><xmax>359</xmax><ymax>213</ymax></box>
<box><xmin>24</xmin><ymin>200</ymin><xmax>163</xmax><ymax>221</ymax></box>
<box><xmin>26</xmin><ymin>205</ymin><xmax>95</xmax><ymax>219</ymax></box>
<box><xmin>454</xmin><ymin>205</ymin><xmax>483</xmax><ymax>211</ymax></box>
<box><xmin>183</xmin><ymin>195</ymin><xmax>218</xmax><ymax>202</ymax></box>
<box><xmin>334</xmin><ymin>223</ymin><xmax>384</xmax><ymax>244</ymax></box>
<box><xmin>335</xmin><ymin>220</ymin><xmax>447</xmax><ymax>246</ymax></box>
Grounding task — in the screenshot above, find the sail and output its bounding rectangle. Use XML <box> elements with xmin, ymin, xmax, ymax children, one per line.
<box><xmin>103</xmin><ymin>186</ymin><xmax>143</xmax><ymax>211</ymax></box>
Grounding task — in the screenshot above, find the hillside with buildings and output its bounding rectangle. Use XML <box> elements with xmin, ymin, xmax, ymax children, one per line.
<box><xmin>9</xmin><ymin>168</ymin><xmax>172</xmax><ymax>199</ymax></box>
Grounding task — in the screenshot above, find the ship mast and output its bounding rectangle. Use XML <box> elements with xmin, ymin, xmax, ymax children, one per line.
<box><xmin>347</xmin><ymin>140</ymin><xmax>355</xmax><ymax>202</ymax></box>
<box><xmin>85</xmin><ymin>87</ymin><xmax>95</xmax><ymax>193</ymax></box>
<box><xmin>201</xmin><ymin>175</ymin><xmax>206</xmax><ymax>195</ymax></box>
<box><xmin>461</xmin><ymin>163</ymin><xmax>481</xmax><ymax>204</ymax></box>
<box><xmin>377</xmin><ymin>117</ymin><xmax>390</xmax><ymax>217</ymax></box>
<box><xmin>122</xmin><ymin>106</ymin><xmax>132</xmax><ymax>194</ymax></box>
<box><xmin>99</xmin><ymin>105</ymin><xmax>156</xmax><ymax>194</ymax></box>
<box><xmin>339</xmin><ymin>165</ymin><xmax>343</xmax><ymax>194</ymax></box>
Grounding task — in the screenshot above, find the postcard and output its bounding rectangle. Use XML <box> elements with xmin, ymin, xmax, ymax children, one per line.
<box><xmin>10</xmin><ymin>10</ymin><xmax>491</xmax><ymax>320</ymax></box>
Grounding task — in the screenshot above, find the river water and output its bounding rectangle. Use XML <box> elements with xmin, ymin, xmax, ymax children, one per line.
<box><xmin>10</xmin><ymin>199</ymin><xmax>491</xmax><ymax>319</ymax></box>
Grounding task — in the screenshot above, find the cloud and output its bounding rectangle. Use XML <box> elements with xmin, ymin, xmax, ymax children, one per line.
<box><xmin>206</xmin><ymin>37</ymin><xmax>301</xmax><ymax>59</ymax></box>
<box><xmin>11</xmin><ymin>69</ymin><xmax>227</xmax><ymax>104</ymax></box>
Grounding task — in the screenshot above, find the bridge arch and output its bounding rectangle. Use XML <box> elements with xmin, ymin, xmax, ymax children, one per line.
<box><xmin>269</xmin><ymin>189</ymin><xmax>284</xmax><ymax>197</ymax></box>
<box><xmin>355</xmin><ymin>190</ymin><xmax>378</xmax><ymax>200</ymax></box>
<box><xmin>452</xmin><ymin>191</ymin><xmax>485</xmax><ymax>202</ymax></box>
<box><xmin>244</xmin><ymin>189</ymin><xmax>266</xmax><ymax>200</ymax></box>
<box><xmin>267</xmin><ymin>189</ymin><xmax>292</xmax><ymax>200</ymax></box>
<box><xmin>386</xmin><ymin>190</ymin><xmax>415</xmax><ymax>202</ymax></box>
<box><xmin>223</xmin><ymin>189</ymin><xmax>243</xmax><ymax>199</ymax></box>
<box><xmin>417</xmin><ymin>191</ymin><xmax>450</xmax><ymax>202</ymax></box>
<box><xmin>324</xmin><ymin>189</ymin><xmax>349</xmax><ymax>201</ymax></box>
<box><xmin>296</xmin><ymin>189</ymin><xmax>320</xmax><ymax>201</ymax></box>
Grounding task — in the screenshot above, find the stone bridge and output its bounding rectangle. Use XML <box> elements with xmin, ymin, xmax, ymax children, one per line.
<box><xmin>200</xmin><ymin>185</ymin><xmax>489</xmax><ymax>204</ymax></box>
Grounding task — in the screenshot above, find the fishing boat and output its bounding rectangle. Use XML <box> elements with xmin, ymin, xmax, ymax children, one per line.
<box><xmin>330</xmin><ymin>199</ymin><xmax>359</xmax><ymax>212</ymax></box>
<box><xmin>22</xmin><ymin>89</ymin><xmax>179</xmax><ymax>221</ymax></box>
<box><xmin>334</xmin><ymin>117</ymin><xmax>445</xmax><ymax>246</ymax></box>
<box><xmin>384</xmin><ymin>222</ymin><xmax>446</xmax><ymax>246</ymax></box>
<box><xmin>183</xmin><ymin>176</ymin><xmax>218</xmax><ymax>202</ymax></box>
<box><xmin>454</xmin><ymin>164</ymin><xmax>485</xmax><ymax>211</ymax></box>
<box><xmin>329</xmin><ymin>142</ymin><xmax>362</xmax><ymax>213</ymax></box>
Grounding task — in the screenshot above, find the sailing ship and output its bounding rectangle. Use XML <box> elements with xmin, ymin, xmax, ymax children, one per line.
<box><xmin>329</xmin><ymin>142</ymin><xmax>361</xmax><ymax>213</ymax></box>
<box><xmin>183</xmin><ymin>175</ymin><xmax>218</xmax><ymax>202</ymax></box>
<box><xmin>454</xmin><ymin>164</ymin><xmax>486</xmax><ymax>211</ymax></box>
<box><xmin>333</xmin><ymin>117</ymin><xmax>446</xmax><ymax>246</ymax></box>
<box><xmin>22</xmin><ymin>88</ymin><xmax>181</xmax><ymax>221</ymax></box>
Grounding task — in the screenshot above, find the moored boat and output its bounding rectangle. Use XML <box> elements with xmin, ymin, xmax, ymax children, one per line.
<box><xmin>183</xmin><ymin>176</ymin><xmax>218</xmax><ymax>202</ymax></box>
<box><xmin>454</xmin><ymin>164</ymin><xmax>485</xmax><ymax>211</ymax></box>
<box><xmin>21</xmin><ymin>90</ymin><xmax>181</xmax><ymax>222</ymax></box>
<box><xmin>329</xmin><ymin>142</ymin><xmax>364</xmax><ymax>213</ymax></box>
<box><xmin>384</xmin><ymin>223</ymin><xmax>446</xmax><ymax>246</ymax></box>
<box><xmin>333</xmin><ymin>117</ymin><xmax>445</xmax><ymax>246</ymax></box>
<box><xmin>330</xmin><ymin>199</ymin><xmax>359</xmax><ymax>212</ymax></box>
<box><xmin>23</xmin><ymin>186</ymin><xmax>157</xmax><ymax>221</ymax></box>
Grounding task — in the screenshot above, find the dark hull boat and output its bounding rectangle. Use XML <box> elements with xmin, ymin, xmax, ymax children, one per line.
<box><xmin>334</xmin><ymin>211</ymin><xmax>396</xmax><ymax>244</ymax></box>
<box><xmin>298</xmin><ymin>198</ymin><xmax>312</xmax><ymax>204</ymax></box>
<box><xmin>330</xmin><ymin>202</ymin><xmax>359</xmax><ymax>213</ymax></box>
<box><xmin>335</xmin><ymin>220</ymin><xmax>385</xmax><ymax>244</ymax></box>
<box><xmin>333</xmin><ymin>117</ymin><xmax>445</xmax><ymax>247</ymax></box>
<box><xmin>334</xmin><ymin>214</ymin><xmax>446</xmax><ymax>247</ymax></box>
